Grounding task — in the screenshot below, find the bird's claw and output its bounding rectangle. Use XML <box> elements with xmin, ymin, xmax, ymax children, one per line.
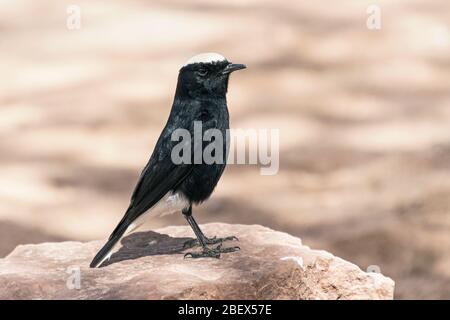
<box><xmin>183</xmin><ymin>244</ymin><xmax>240</xmax><ymax>259</ymax></box>
<box><xmin>182</xmin><ymin>235</ymin><xmax>239</xmax><ymax>249</ymax></box>
<box><xmin>205</xmin><ymin>235</ymin><xmax>239</xmax><ymax>245</ymax></box>
<box><xmin>225</xmin><ymin>236</ymin><xmax>239</xmax><ymax>242</ymax></box>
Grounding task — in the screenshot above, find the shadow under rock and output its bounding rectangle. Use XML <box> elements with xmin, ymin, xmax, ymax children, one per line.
<box><xmin>101</xmin><ymin>230</ymin><xmax>194</xmax><ymax>267</ymax></box>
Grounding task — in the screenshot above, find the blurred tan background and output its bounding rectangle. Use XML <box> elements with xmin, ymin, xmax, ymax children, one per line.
<box><xmin>1</xmin><ymin>0</ymin><xmax>450</xmax><ymax>299</ymax></box>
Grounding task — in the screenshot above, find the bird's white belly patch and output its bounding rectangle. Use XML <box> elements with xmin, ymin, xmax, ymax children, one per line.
<box><xmin>125</xmin><ymin>191</ymin><xmax>189</xmax><ymax>235</ymax></box>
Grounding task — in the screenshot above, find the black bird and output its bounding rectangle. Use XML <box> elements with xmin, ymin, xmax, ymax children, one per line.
<box><xmin>90</xmin><ymin>53</ymin><xmax>246</xmax><ymax>268</ymax></box>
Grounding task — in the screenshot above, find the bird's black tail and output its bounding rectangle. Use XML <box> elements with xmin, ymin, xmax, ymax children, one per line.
<box><xmin>89</xmin><ymin>220</ymin><xmax>129</xmax><ymax>268</ymax></box>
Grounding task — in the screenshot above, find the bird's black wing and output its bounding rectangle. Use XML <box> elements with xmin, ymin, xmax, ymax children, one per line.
<box><xmin>90</xmin><ymin>129</ymin><xmax>193</xmax><ymax>268</ymax></box>
<box><xmin>90</xmin><ymin>103</ymin><xmax>212</xmax><ymax>268</ymax></box>
<box><xmin>110</xmin><ymin>128</ymin><xmax>194</xmax><ymax>238</ymax></box>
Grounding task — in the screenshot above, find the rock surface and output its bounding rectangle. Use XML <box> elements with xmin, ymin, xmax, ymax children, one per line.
<box><xmin>0</xmin><ymin>223</ymin><xmax>394</xmax><ymax>299</ymax></box>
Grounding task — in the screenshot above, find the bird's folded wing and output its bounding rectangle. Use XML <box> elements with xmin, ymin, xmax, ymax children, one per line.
<box><xmin>109</xmin><ymin>160</ymin><xmax>192</xmax><ymax>239</ymax></box>
<box><xmin>107</xmin><ymin>124</ymin><xmax>197</xmax><ymax>240</ymax></box>
<box><xmin>108</xmin><ymin>107</ymin><xmax>211</xmax><ymax>240</ymax></box>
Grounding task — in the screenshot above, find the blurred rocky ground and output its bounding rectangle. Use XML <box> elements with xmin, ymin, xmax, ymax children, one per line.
<box><xmin>0</xmin><ymin>0</ymin><xmax>449</xmax><ymax>298</ymax></box>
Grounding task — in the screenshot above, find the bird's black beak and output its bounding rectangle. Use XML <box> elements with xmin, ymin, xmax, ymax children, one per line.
<box><xmin>222</xmin><ymin>63</ymin><xmax>247</xmax><ymax>75</ymax></box>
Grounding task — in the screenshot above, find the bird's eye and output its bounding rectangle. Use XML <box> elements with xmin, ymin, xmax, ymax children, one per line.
<box><xmin>197</xmin><ymin>68</ymin><xmax>208</xmax><ymax>77</ymax></box>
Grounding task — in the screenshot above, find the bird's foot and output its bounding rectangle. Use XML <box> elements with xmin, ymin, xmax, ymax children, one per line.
<box><xmin>182</xmin><ymin>235</ymin><xmax>239</xmax><ymax>249</ymax></box>
<box><xmin>184</xmin><ymin>243</ymin><xmax>240</xmax><ymax>259</ymax></box>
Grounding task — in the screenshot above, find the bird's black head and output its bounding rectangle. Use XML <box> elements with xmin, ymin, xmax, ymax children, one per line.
<box><xmin>175</xmin><ymin>53</ymin><xmax>246</xmax><ymax>100</ymax></box>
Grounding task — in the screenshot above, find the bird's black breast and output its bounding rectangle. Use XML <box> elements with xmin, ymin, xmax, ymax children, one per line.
<box><xmin>175</xmin><ymin>98</ymin><xmax>229</xmax><ymax>204</ymax></box>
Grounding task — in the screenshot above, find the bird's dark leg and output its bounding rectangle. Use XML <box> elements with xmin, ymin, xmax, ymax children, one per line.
<box><xmin>183</xmin><ymin>207</ymin><xmax>238</xmax><ymax>247</ymax></box>
<box><xmin>182</xmin><ymin>205</ymin><xmax>239</xmax><ymax>258</ymax></box>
